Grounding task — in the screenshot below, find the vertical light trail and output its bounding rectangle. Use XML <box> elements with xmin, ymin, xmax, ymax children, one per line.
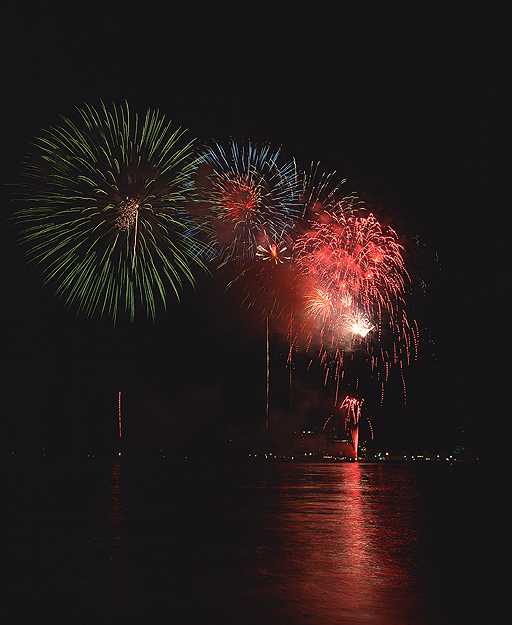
<box><xmin>132</xmin><ymin>209</ymin><xmax>139</xmax><ymax>268</ymax></box>
<box><xmin>117</xmin><ymin>391</ymin><xmax>122</xmax><ymax>439</ymax></box>
<box><xmin>288</xmin><ymin>313</ymin><xmax>293</xmax><ymax>412</ymax></box>
<box><xmin>400</xmin><ymin>361</ymin><xmax>407</xmax><ymax>406</ymax></box>
<box><xmin>266</xmin><ymin>315</ymin><xmax>270</xmax><ymax>433</ymax></box>
<box><xmin>340</xmin><ymin>396</ymin><xmax>363</xmax><ymax>460</ymax></box>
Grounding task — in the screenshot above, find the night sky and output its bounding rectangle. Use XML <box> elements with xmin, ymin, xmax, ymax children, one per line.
<box><xmin>2</xmin><ymin>6</ymin><xmax>494</xmax><ymax>457</ymax></box>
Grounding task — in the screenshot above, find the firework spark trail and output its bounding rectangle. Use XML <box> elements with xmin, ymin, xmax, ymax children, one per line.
<box><xmin>266</xmin><ymin>314</ymin><xmax>270</xmax><ymax>433</ymax></box>
<box><xmin>339</xmin><ymin>395</ymin><xmax>363</xmax><ymax>459</ymax></box>
<box><xmin>197</xmin><ymin>144</ymin><xmax>301</xmax><ymax>432</ymax></box>
<box><xmin>288</xmin><ymin>313</ymin><xmax>294</xmax><ymax>409</ymax></box>
<box><xmin>223</xmin><ymin>227</ymin><xmax>300</xmax><ymax>433</ymax></box>
<box><xmin>234</xmin><ymin>228</ymin><xmax>301</xmax><ymax>321</ymax></box>
<box><xmin>305</xmin><ymin>288</ymin><xmax>334</xmax><ymax>323</ymax></box>
<box><xmin>117</xmin><ymin>391</ymin><xmax>122</xmax><ymax>439</ymax></box>
<box><xmin>300</xmin><ymin>162</ymin><xmax>359</xmax><ymax>219</ymax></box>
<box><xmin>197</xmin><ymin>140</ymin><xmax>300</xmax><ymax>434</ymax></box>
<box><xmin>16</xmin><ymin>102</ymin><xmax>206</xmax><ymax>321</ymax></box>
<box><xmin>400</xmin><ymin>361</ymin><xmax>407</xmax><ymax>406</ymax></box>
<box><xmin>366</xmin><ymin>414</ymin><xmax>374</xmax><ymax>440</ymax></box>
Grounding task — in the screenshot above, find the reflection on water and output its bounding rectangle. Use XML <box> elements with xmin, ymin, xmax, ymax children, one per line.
<box><xmin>226</xmin><ymin>463</ymin><xmax>426</xmax><ymax>625</ymax></box>
<box><xmin>111</xmin><ymin>461</ymin><xmax>124</xmax><ymax>538</ymax></box>
<box><xmin>265</xmin><ymin>464</ymin><xmax>424</xmax><ymax>624</ymax></box>
<box><xmin>8</xmin><ymin>461</ymin><xmax>485</xmax><ymax>624</ymax></box>
<box><xmin>111</xmin><ymin>459</ymin><xmax>130</xmax><ymax>607</ymax></box>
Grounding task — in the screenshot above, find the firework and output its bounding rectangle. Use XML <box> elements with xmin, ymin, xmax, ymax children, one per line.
<box><xmin>15</xmin><ymin>102</ymin><xmax>206</xmax><ymax>321</ymax></box>
<box><xmin>299</xmin><ymin>162</ymin><xmax>359</xmax><ymax>219</ymax></box>
<box><xmin>296</xmin><ymin>210</ymin><xmax>408</xmax><ymax>312</ymax></box>
<box><xmin>320</xmin><ymin>394</ymin><xmax>364</xmax><ymax>457</ymax></box>
<box><xmin>294</xmin><ymin>204</ymin><xmax>416</xmax><ymax>401</ymax></box>
<box><xmin>195</xmin><ymin>142</ymin><xmax>298</xmax><ymax>435</ymax></box>
<box><xmin>341</xmin><ymin>309</ymin><xmax>374</xmax><ymax>339</ymax></box>
<box><xmin>256</xmin><ymin>230</ymin><xmax>291</xmax><ymax>265</ymax></box>
<box><xmin>229</xmin><ymin>227</ymin><xmax>299</xmax><ymax>433</ymax></box>
<box><xmin>231</xmin><ymin>228</ymin><xmax>301</xmax><ymax>319</ymax></box>
<box><xmin>339</xmin><ymin>395</ymin><xmax>363</xmax><ymax>458</ymax></box>
<box><xmin>197</xmin><ymin>141</ymin><xmax>299</xmax><ymax>265</ymax></box>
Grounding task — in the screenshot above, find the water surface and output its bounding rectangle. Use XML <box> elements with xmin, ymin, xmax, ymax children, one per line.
<box><xmin>7</xmin><ymin>460</ymin><xmax>486</xmax><ymax>624</ymax></box>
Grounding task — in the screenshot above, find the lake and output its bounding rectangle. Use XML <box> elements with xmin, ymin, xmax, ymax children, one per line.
<box><xmin>7</xmin><ymin>460</ymin><xmax>487</xmax><ymax>624</ymax></box>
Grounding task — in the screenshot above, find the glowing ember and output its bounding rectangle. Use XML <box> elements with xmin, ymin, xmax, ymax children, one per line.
<box><xmin>114</xmin><ymin>197</ymin><xmax>140</xmax><ymax>231</ymax></box>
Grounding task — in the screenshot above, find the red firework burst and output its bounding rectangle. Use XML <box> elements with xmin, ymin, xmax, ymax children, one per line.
<box><xmin>219</xmin><ymin>179</ymin><xmax>261</xmax><ymax>221</ymax></box>
<box><xmin>295</xmin><ymin>210</ymin><xmax>408</xmax><ymax>317</ymax></box>
<box><xmin>293</xmin><ymin>205</ymin><xmax>416</xmax><ymax>402</ymax></box>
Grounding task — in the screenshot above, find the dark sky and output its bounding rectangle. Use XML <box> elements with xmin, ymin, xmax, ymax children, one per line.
<box><xmin>1</xmin><ymin>5</ymin><xmax>495</xmax><ymax>455</ymax></box>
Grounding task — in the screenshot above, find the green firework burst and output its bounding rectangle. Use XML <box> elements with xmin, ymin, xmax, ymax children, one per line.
<box><xmin>15</xmin><ymin>102</ymin><xmax>206</xmax><ymax>321</ymax></box>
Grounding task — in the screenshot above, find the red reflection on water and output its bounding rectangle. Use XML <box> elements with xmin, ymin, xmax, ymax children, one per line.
<box><xmin>111</xmin><ymin>460</ymin><xmax>129</xmax><ymax>605</ymax></box>
<box><xmin>111</xmin><ymin>461</ymin><xmax>124</xmax><ymax>530</ymax></box>
<box><xmin>268</xmin><ymin>464</ymin><xmax>421</xmax><ymax>625</ymax></box>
